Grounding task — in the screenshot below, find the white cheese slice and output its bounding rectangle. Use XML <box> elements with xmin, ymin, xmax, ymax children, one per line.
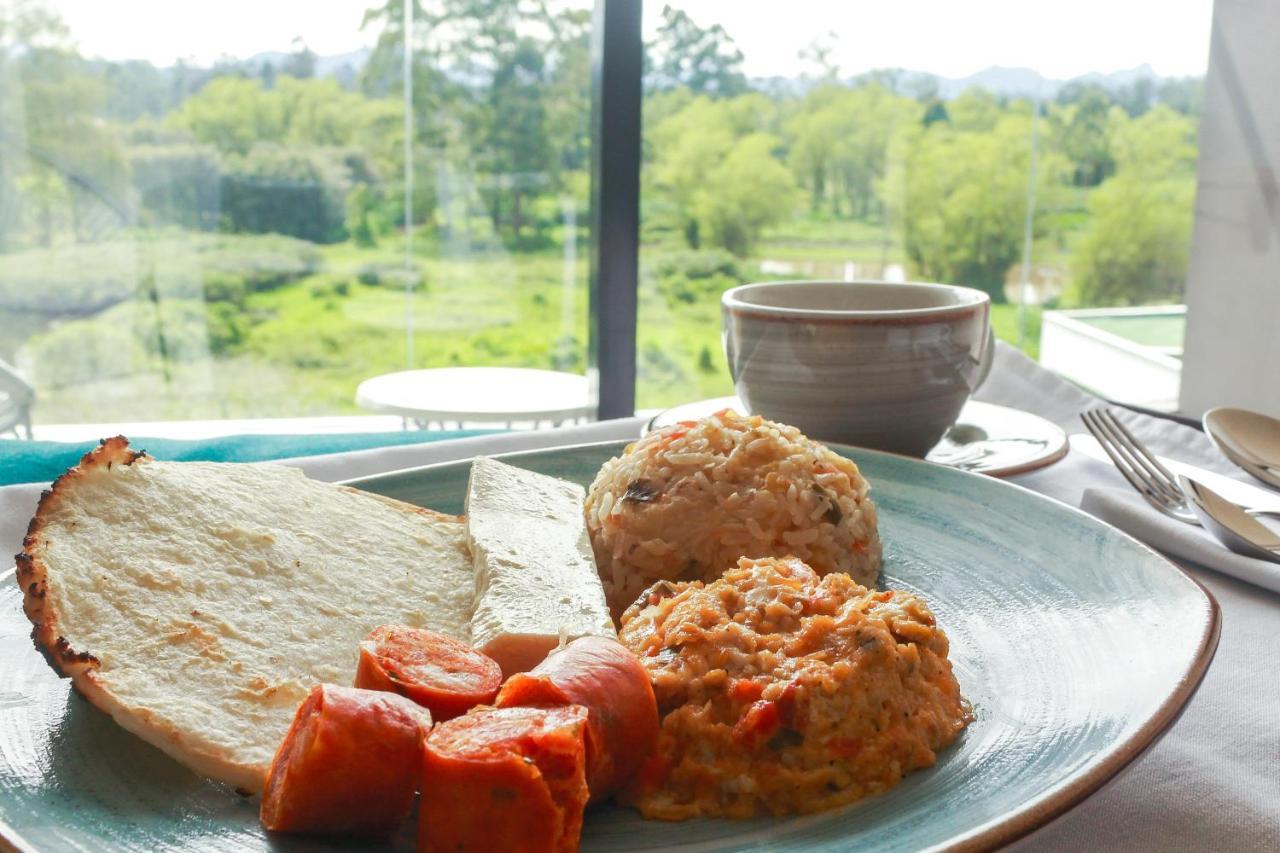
<box><xmin>465</xmin><ymin>456</ymin><xmax>617</xmax><ymax>675</ymax></box>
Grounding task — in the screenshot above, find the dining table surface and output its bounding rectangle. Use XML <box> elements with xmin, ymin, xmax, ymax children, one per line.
<box><xmin>0</xmin><ymin>342</ymin><xmax>1276</xmax><ymax>851</ymax></box>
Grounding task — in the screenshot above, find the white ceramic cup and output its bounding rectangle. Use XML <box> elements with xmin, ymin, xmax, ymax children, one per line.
<box><xmin>721</xmin><ymin>280</ymin><xmax>994</xmax><ymax>456</ymax></box>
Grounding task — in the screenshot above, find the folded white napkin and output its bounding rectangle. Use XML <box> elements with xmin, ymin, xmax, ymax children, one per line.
<box><xmin>1082</xmin><ymin>487</ymin><xmax>1280</xmax><ymax>594</ymax></box>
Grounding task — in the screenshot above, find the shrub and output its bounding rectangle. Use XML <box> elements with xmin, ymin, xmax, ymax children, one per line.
<box><xmin>202</xmin><ymin>271</ymin><xmax>247</xmax><ymax>304</ymax></box>
<box><xmin>651</xmin><ymin>249</ymin><xmax>742</xmax><ymax>281</ymax></box>
<box><xmin>651</xmin><ymin>249</ymin><xmax>744</xmax><ymax>309</ymax></box>
<box><xmin>550</xmin><ymin>333</ymin><xmax>583</xmax><ymax>372</ymax></box>
<box><xmin>128</xmin><ymin>144</ymin><xmax>223</xmax><ymax>230</ymax></box>
<box><xmin>355</xmin><ymin>262</ymin><xmax>426</xmax><ymax>293</ymax></box>
<box><xmin>201</xmin><ymin>234</ymin><xmax>322</xmax><ymax>292</ymax></box>
<box><xmin>205</xmin><ymin>302</ymin><xmax>246</xmax><ymax>355</ymax></box>
<box><xmin>220</xmin><ymin>144</ymin><xmax>358</xmax><ymax>244</ymax></box>
<box><xmin>308</xmin><ymin>277</ymin><xmax>351</xmax><ymax>300</ymax></box>
<box><xmin>356</xmin><ymin>265</ymin><xmax>381</xmax><ymax>286</ymax></box>
<box><xmin>639</xmin><ymin>342</ymin><xmax>687</xmax><ymax>387</ymax></box>
<box><xmin>27</xmin><ymin>315</ymin><xmax>150</xmax><ymax>389</ymax></box>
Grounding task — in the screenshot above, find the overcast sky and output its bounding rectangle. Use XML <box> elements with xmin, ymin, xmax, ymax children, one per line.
<box><xmin>53</xmin><ymin>0</ymin><xmax>1214</xmax><ymax>80</ymax></box>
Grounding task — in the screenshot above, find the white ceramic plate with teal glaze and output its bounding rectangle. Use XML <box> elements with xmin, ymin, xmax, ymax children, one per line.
<box><xmin>0</xmin><ymin>441</ymin><xmax>1218</xmax><ymax>852</ymax></box>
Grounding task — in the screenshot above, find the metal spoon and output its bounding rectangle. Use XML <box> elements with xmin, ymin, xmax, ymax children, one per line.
<box><xmin>1179</xmin><ymin>473</ymin><xmax>1280</xmax><ymax>564</ymax></box>
<box><xmin>1203</xmin><ymin>407</ymin><xmax>1280</xmax><ymax>490</ymax></box>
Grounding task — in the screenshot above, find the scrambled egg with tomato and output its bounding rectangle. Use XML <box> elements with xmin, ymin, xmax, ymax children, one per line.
<box><xmin>617</xmin><ymin>556</ymin><xmax>969</xmax><ymax>819</ymax></box>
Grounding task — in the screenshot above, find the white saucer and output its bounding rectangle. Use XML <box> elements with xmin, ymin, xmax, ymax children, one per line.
<box><xmin>645</xmin><ymin>398</ymin><xmax>1068</xmax><ymax>478</ymax></box>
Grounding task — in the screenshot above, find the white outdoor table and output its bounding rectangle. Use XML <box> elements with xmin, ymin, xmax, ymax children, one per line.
<box><xmin>354</xmin><ymin>367</ymin><xmax>595</xmax><ymax>429</ymax></box>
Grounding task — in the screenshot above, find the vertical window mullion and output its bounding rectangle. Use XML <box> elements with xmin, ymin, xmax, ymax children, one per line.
<box><xmin>588</xmin><ymin>0</ymin><xmax>643</xmax><ymax>420</ymax></box>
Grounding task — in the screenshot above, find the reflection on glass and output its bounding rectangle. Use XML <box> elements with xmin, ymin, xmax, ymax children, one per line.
<box><xmin>0</xmin><ymin>0</ymin><xmax>592</xmax><ymax>428</ymax></box>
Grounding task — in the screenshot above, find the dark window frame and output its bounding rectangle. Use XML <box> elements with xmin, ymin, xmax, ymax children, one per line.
<box><xmin>588</xmin><ymin>0</ymin><xmax>643</xmax><ymax>420</ymax></box>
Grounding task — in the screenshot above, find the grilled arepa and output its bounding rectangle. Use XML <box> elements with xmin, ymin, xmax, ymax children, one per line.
<box><xmin>16</xmin><ymin>437</ymin><xmax>473</xmax><ymax>793</ymax></box>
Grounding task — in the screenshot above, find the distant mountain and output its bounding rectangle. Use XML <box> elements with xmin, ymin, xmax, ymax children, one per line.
<box><xmin>240</xmin><ymin>47</ymin><xmax>371</xmax><ymax>88</ymax></box>
<box><xmin>749</xmin><ymin>63</ymin><xmax>1174</xmax><ymax>101</ymax></box>
<box><xmin>935</xmin><ymin>63</ymin><xmax>1161</xmax><ymax>99</ymax></box>
<box><xmin>315</xmin><ymin>48</ymin><xmax>372</xmax><ymax>79</ymax></box>
<box><xmin>168</xmin><ymin>46</ymin><xmax>1178</xmax><ymax>102</ymax></box>
<box><xmin>937</xmin><ymin>66</ymin><xmax>1058</xmax><ymax>98</ymax></box>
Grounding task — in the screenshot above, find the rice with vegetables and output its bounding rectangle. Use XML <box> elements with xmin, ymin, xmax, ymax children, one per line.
<box><xmin>585</xmin><ymin>411</ymin><xmax>881</xmax><ymax>614</ymax></box>
<box><xmin>617</xmin><ymin>556</ymin><xmax>969</xmax><ymax>820</ymax></box>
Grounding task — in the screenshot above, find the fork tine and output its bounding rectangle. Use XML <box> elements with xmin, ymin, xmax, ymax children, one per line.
<box><xmin>1087</xmin><ymin>412</ymin><xmax>1177</xmax><ymax>502</ymax></box>
<box><xmin>1096</xmin><ymin>409</ymin><xmax>1184</xmax><ymax>501</ymax></box>
<box><xmin>1081</xmin><ymin>409</ymin><xmax>1198</xmax><ymax>524</ymax></box>
<box><xmin>1080</xmin><ymin>411</ymin><xmax>1173</xmax><ymax>505</ymax></box>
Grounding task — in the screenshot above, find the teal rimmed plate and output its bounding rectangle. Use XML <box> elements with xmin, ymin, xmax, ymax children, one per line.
<box><xmin>0</xmin><ymin>441</ymin><xmax>1218</xmax><ymax>851</ymax></box>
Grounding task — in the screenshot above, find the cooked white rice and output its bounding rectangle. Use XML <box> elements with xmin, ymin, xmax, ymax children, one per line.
<box><xmin>585</xmin><ymin>410</ymin><xmax>881</xmax><ymax>613</ymax></box>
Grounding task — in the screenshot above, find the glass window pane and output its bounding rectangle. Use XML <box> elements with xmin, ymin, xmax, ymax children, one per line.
<box><xmin>637</xmin><ymin>1</ymin><xmax>1212</xmax><ymax>412</ymax></box>
<box><xmin>0</xmin><ymin>0</ymin><xmax>592</xmax><ymax>435</ymax></box>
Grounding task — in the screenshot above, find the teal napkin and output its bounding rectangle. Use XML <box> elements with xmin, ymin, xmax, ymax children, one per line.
<box><xmin>0</xmin><ymin>430</ymin><xmax>495</xmax><ymax>487</ymax></box>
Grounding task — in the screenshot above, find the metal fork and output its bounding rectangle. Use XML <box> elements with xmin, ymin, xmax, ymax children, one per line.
<box><xmin>1081</xmin><ymin>408</ymin><xmax>1280</xmax><ymax>526</ymax></box>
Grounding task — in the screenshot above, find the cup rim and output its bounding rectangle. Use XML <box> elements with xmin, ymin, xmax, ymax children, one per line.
<box><xmin>722</xmin><ymin>280</ymin><xmax>990</xmax><ymax>320</ymax></box>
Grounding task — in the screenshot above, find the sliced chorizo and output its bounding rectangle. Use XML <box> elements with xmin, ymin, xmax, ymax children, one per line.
<box><xmin>355</xmin><ymin>625</ymin><xmax>502</xmax><ymax>721</ymax></box>
<box><xmin>260</xmin><ymin>683</ymin><xmax>431</xmax><ymax>836</ymax></box>
<box><xmin>495</xmin><ymin>635</ymin><xmax>658</xmax><ymax>799</ymax></box>
<box><xmin>419</xmin><ymin>704</ymin><xmax>589</xmax><ymax>853</ymax></box>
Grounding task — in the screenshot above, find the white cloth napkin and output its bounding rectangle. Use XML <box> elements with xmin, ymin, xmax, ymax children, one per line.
<box><xmin>1081</xmin><ymin>487</ymin><xmax>1280</xmax><ymax>594</ymax></box>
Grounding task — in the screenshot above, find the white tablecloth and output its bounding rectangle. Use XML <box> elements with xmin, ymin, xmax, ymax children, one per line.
<box><xmin>2</xmin><ymin>345</ymin><xmax>1276</xmax><ymax>850</ymax></box>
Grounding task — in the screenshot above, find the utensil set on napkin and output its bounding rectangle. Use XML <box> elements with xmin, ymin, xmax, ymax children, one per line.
<box><xmin>1079</xmin><ymin>404</ymin><xmax>1280</xmax><ymax>591</ymax></box>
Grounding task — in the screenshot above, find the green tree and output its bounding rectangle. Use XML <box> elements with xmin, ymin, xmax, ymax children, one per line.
<box><xmin>345</xmin><ymin>183</ymin><xmax>383</xmax><ymax>247</ymax></box>
<box><xmin>275</xmin><ymin>77</ymin><xmax>367</xmax><ymax>147</ymax></box>
<box><xmin>650</xmin><ymin>95</ymin><xmax>736</xmax><ymax>247</ymax></box>
<box><xmin>947</xmin><ymin>88</ymin><xmax>1002</xmax><ymax>132</ymax></box>
<box><xmin>1113</xmin><ymin>76</ymin><xmax>1156</xmax><ymax>117</ymax></box>
<box><xmin>168</xmin><ymin>76</ymin><xmax>284</xmax><ymax>156</ymax></box>
<box><xmin>787</xmin><ymin>83</ymin><xmax>919</xmax><ymax>218</ymax></box>
<box><xmin>1108</xmin><ymin>104</ymin><xmax>1197</xmax><ymax>176</ymax></box>
<box><xmin>1156</xmin><ymin>77</ymin><xmax>1202</xmax><ymax>116</ymax></box>
<box><xmin>650</xmin><ymin>93</ymin><xmax>794</xmax><ymax>254</ymax></box>
<box><xmin>359</xmin><ymin>0</ymin><xmax>588</xmax><ymax>240</ymax></box>
<box><xmin>647</xmin><ymin>5</ymin><xmax>747</xmax><ymax>97</ymax></box>
<box><xmin>695</xmin><ymin>133</ymin><xmax>797</xmax><ymax>255</ymax></box>
<box><xmin>1048</xmin><ymin>87</ymin><xmax>1116</xmax><ymax>186</ymax></box>
<box><xmin>1072</xmin><ymin>105</ymin><xmax>1198</xmax><ymax>305</ymax></box>
<box><xmin>479</xmin><ymin>37</ymin><xmax>552</xmax><ymax>238</ymax></box>
<box><xmin>1071</xmin><ymin>176</ymin><xmax>1193</xmax><ymax>305</ymax></box>
<box><xmin>170</xmin><ymin>76</ymin><xmax>373</xmax><ymax>157</ymax></box>
<box><xmin>786</xmin><ymin>84</ymin><xmax>844</xmax><ymax>213</ymax></box>
<box><xmin>0</xmin><ymin>1</ymin><xmax>129</xmax><ymax>247</ymax></box>
<box><xmin>281</xmin><ymin>39</ymin><xmax>317</xmax><ymax>79</ymax></box>
<box><xmin>885</xmin><ymin>108</ymin><xmax>1065</xmax><ymax>300</ymax></box>
<box><xmin>220</xmin><ymin>144</ymin><xmax>355</xmax><ymax>243</ymax></box>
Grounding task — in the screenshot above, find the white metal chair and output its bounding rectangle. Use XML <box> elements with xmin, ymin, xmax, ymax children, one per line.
<box><xmin>0</xmin><ymin>360</ymin><xmax>35</xmax><ymax>439</ymax></box>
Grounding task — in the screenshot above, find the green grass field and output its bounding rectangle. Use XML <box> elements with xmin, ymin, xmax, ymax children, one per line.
<box><xmin>17</xmin><ymin>222</ymin><xmax>1048</xmax><ymax>423</ymax></box>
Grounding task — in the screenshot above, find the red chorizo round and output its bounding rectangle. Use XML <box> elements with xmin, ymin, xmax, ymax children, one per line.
<box><xmin>260</xmin><ymin>684</ymin><xmax>431</xmax><ymax>836</ymax></box>
<box><xmin>355</xmin><ymin>625</ymin><xmax>502</xmax><ymax>721</ymax></box>
<box><xmin>420</xmin><ymin>705</ymin><xmax>589</xmax><ymax>853</ymax></box>
<box><xmin>495</xmin><ymin>636</ymin><xmax>658</xmax><ymax>799</ymax></box>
